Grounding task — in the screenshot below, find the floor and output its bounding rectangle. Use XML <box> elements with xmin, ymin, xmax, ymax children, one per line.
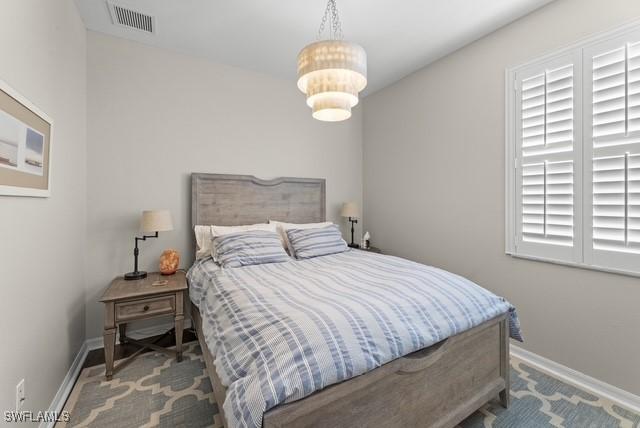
<box><xmin>60</xmin><ymin>336</ymin><xmax>640</xmax><ymax>428</ymax></box>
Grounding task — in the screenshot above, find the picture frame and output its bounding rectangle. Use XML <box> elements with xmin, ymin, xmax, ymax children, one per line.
<box><xmin>0</xmin><ymin>78</ymin><xmax>53</xmax><ymax>197</ymax></box>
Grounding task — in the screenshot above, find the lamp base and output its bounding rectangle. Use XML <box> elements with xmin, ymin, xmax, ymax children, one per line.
<box><xmin>348</xmin><ymin>243</ymin><xmax>360</xmax><ymax>249</ymax></box>
<box><xmin>124</xmin><ymin>271</ymin><xmax>147</xmax><ymax>281</ymax></box>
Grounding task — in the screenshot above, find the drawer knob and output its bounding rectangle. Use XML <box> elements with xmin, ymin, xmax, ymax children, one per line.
<box><xmin>143</xmin><ymin>305</ymin><xmax>150</xmax><ymax>311</ymax></box>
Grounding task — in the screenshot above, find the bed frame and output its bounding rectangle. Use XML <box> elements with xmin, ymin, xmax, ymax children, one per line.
<box><xmin>190</xmin><ymin>173</ymin><xmax>510</xmax><ymax>428</ymax></box>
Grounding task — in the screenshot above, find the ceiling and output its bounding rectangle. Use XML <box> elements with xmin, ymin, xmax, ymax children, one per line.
<box><xmin>76</xmin><ymin>0</ymin><xmax>554</xmax><ymax>95</ymax></box>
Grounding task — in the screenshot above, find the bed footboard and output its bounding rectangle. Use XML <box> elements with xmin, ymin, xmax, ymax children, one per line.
<box><xmin>263</xmin><ymin>313</ymin><xmax>509</xmax><ymax>428</ymax></box>
<box><xmin>193</xmin><ymin>304</ymin><xmax>509</xmax><ymax>428</ymax></box>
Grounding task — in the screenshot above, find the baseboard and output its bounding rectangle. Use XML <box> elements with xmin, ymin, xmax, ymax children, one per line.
<box><xmin>41</xmin><ymin>320</ymin><xmax>194</xmax><ymax>428</ymax></box>
<box><xmin>511</xmin><ymin>344</ymin><xmax>640</xmax><ymax>414</ymax></box>
<box><xmin>40</xmin><ymin>341</ymin><xmax>88</xmax><ymax>428</ymax></box>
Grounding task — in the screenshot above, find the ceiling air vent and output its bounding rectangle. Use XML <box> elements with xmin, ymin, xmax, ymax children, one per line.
<box><xmin>107</xmin><ymin>2</ymin><xmax>155</xmax><ymax>33</ymax></box>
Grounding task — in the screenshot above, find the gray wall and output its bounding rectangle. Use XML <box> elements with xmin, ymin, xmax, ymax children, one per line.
<box><xmin>85</xmin><ymin>32</ymin><xmax>363</xmax><ymax>339</ymax></box>
<box><xmin>363</xmin><ymin>0</ymin><xmax>640</xmax><ymax>395</ymax></box>
<box><xmin>0</xmin><ymin>0</ymin><xmax>87</xmax><ymax>415</ymax></box>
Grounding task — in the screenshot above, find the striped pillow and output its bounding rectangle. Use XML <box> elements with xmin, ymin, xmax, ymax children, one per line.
<box><xmin>286</xmin><ymin>225</ymin><xmax>348</xmax><ymax>259</ymax></box>
<box><xmin>213</xmin><ymin>230</ymin><xmax>290</xmax><ymax>268</ymax></box>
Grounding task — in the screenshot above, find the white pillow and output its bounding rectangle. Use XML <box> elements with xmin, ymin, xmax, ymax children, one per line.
<box><xmin>269</xmin><ymin>220</ymin><xmax>334</xmax><ymax>256</ymax></box>
<box><xmin>194</xmin><ymin>225</ymin><xmax>214</xmax><ymax>259</ymax></box>
<box><xmin>211</xmin><ymin>223</ymin><xmax>278</xmax><ymax>260</ymax></box>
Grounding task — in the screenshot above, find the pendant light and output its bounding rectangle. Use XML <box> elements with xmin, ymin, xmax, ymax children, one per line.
<box><xmin>297</xmin><ymin>0</ymin><xmax>367</xmax><ymax>122</ymax></box>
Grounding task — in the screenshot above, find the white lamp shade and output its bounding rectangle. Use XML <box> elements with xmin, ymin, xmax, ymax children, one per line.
<box><xmin>340</xmin><ymin>202</ymin><xmax>359</xmax><ymax>218</ymax></box>
<box><xmin>141</xmin><ymin>210</ymin><xmax>173</xmax><ymax>233</ymax></box>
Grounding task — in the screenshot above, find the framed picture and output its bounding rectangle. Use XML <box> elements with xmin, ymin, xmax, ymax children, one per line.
<box><xmin>0</xmin><ymin>78</ymin><xmax>53</xmax><ymax>197</ymax></box>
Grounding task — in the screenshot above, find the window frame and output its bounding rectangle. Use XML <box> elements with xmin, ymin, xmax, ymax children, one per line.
<box><xmin>505</xmin><ymin>19</ymin><xmax>640</xmax><ymax>278</ymax></box>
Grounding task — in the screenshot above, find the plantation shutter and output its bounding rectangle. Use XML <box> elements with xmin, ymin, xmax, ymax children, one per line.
<box><xmin>591</xmin><ymin>41</ymin><xmax>640</xmax><ymax>144</ymax></box>
<box><xmin>585</xmin><ymin>32</ymin><xmax>640</xmax><ymax>272</ymax></box>
<box><xmin>592</xmin><ymin>154</ymin><xmax>640</xmax><ymax>252</ymax></box>
<box><xmin>507</xmin><ymin>24</ymin><xmax>640</xmax><ymax>276</ymax></box>
<box><xmin>515</xmin><ymin>54</ymin><xmax>582</xmax><ymax>262</ymax></box>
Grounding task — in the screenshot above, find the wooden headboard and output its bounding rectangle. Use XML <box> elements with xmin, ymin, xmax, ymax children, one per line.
<box><xmin>191</xmin><ymin>173</ymin><xmax>326</xmax><ymax>228</ymax></box>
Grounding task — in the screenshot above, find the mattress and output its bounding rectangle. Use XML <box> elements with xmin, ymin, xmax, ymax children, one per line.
<box><xmin>187</xmin><ymin>250</ymin><xmax>521</xmax><ymax>428</ymax></box>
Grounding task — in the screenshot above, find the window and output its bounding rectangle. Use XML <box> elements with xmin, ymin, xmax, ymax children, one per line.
<box><xmin>506</xmin><ymin>23</ymin><xmax>640</xmax><ymax>276</ymax></box>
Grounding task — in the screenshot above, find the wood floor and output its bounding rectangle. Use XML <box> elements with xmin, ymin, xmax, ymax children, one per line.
<box><xmin>83</xmin><ymin>328</ymin><xmax>197</xmax><ymax>369</ymax></box>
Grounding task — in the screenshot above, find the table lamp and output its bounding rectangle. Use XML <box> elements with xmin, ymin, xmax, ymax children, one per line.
<box><xmin>340</xmin><ymin>202</ymin><xmax>360</xmax><ymax>248</ymax></box>
<box><xmin>125</xmin><ymin>210</ymin><xmax>174</xmax><ymax>280</ymax></box>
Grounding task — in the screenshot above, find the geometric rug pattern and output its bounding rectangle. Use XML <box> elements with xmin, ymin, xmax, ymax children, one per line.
<box><xmin>459</xmin><ymin>359</ymin><xmax>640</xmax><ymax>428</ymax></box>
<box><xmin>59</xmin><ymin>341</ymin><xmax>640</xmax><ymax>428</ymax></box>
<box><xmin>59</xmin><ymin>342</ymin><xmax>221</xmax><ymax>428</ymax></box>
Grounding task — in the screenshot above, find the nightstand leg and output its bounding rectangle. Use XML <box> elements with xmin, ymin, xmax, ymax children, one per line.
<box><xmin>175</xmin><ymin>315</ymin><xmax>184</xmax><ymax>362</ymax></box>
<box><xmin>104</xmin><ymin>301</ymin><xmax>116</xmax><ymax>380</ymax></box>
<box><xmin>104</xmin><ymin>327</ymin><xmax>116</xmax><ymax>380</ymax></box>
<box><xmin>175</xmin><ymin>290</ymin><xmax>184</xmax><ymax>362</ymax></box>
<box><xmin>119</xmin><ymin>324</ymin><xmax>128</xmax><ymax>345</ymax></box>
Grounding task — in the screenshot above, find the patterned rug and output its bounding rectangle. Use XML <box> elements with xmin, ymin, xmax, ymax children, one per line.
<box><xmin>60</xmin><ymin>342</ymin><xmax>640</xmax><ymax>428</ymax></box>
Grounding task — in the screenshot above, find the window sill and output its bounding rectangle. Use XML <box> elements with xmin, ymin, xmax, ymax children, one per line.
<box><xmin>505</xmin><ymin>251</ymin><xmax>640</xmax><ymax>279</ymax></box>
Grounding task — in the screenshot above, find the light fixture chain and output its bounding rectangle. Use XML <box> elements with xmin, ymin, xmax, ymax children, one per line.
<box><xmin>317</xmin><ymin>1</ymin><xmax>330</xmax><ymax>40</ymax></box>
<box><xmin>317</xmin><ymin>0</ymin><xmax>343</xmax><ymax>40</ymax></box>
<box><xmin>331</xmin><ymin>0</ymin><xmax>343</xmax><ymax>40</ymax></box>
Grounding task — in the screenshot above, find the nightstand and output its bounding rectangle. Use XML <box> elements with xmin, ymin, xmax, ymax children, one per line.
<box><xmin>100</xmin><ymin>271</ymin><xmax>187</xmax><ymax>380</ymax></box>
<box><xmin>358</xmin><ymin>246</ymin><xmax>382</xmax><ymax>254</ymax></box>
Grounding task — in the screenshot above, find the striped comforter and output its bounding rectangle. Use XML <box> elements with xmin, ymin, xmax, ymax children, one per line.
<box><xmin>188</xmin><ymin>250</ymin><xmax>521</xmax><ymax>428</ymax></box>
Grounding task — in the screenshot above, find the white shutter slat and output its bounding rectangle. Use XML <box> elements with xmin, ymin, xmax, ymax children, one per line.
<box><xmin>593</xmin><ymin>73</ymin><xmax>625</xmax><ymax>95</ymax></box>
<box><xmin>522</xmin><ymin>104</ymin><xmax>545</xmax><ymax>120</ymax></box>
<box><xmin>594</xmin><ymin>47</ymin><xmax>626</xmax><ymax>69</ymax></box>
<box><xmin>592</xmin><ymin>96</ymin><xmax>625</xmax><ymax>116</ymax></box>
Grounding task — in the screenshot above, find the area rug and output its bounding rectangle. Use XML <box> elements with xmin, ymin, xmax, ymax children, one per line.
<box><xmin>59</xmin><ymin>341</ymin><xmax>640</xmax><ymax>427</ymax></box>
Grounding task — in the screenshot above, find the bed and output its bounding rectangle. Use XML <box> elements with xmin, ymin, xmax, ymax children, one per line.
<box><xmin>188</xmin><ymin>173</ymin><xmax>520</xmax><ymax>428</ymax></box>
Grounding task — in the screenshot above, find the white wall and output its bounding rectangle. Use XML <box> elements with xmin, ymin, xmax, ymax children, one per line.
<box><xmin>0</xmin><ymin>0</ymin><xmax>87</xmax><ymax>415</ymax></box>
<box><xmin>363</xmin><ymin>0</ymin><xmax>640</xmax><ymax>395</ymax></box>
<box><xmin>85</xmin><ymin>32</ymin><xmax>363</xmax><ymax>339</ymax></box>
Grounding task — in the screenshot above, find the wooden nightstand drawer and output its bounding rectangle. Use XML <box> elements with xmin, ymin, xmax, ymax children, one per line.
<box><xmin>115</xmin><ymin>295</ymin><xmax>175</xmax><ymax>322</ymax></box>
